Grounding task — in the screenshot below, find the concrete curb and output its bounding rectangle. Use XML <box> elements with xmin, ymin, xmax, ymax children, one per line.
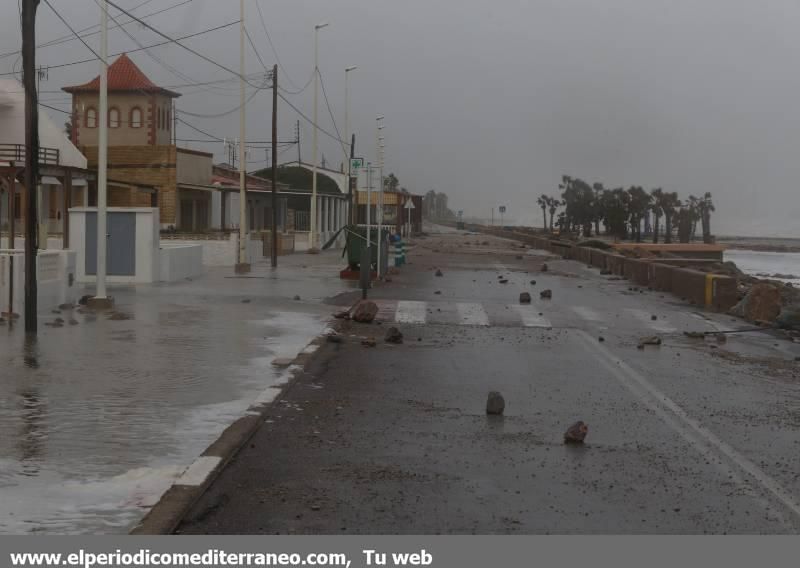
<box><xmin>129</xmin><ymin>322</ymin><xmax>341</xmax><ymax>535</ymax></box>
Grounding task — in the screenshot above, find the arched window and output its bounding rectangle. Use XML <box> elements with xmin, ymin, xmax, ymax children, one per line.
<box><xmin>86</xmin><ymin>107</ymin><xmax>97</xmax><ymax>128</ymax></box>
<box><xmin>130</xmin><ymin>107</ymin><xmax>142</xmax><ymax>128</ymax></box>
<box><xmin>109</xmin><ymin>107</ymin><xmax>120</xmax><ymax>128</ymax></box>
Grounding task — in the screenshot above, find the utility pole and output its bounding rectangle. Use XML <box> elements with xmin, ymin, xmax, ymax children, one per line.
<box><xmin>310</xmin><ymin>22</ymin><xmax>328</xmax><ymax>252</ymax></box>
<box><xmin>349</xmin><ymin>133</ymin><xmax>355</xmax><ymax>224</ymax></box>
<box><xmin>22</xmin><ymin>0</ymin><xmax>40</xmax><ymax>333</ymax></box>
<box><xmin>235</xmin><ymin>0</ymin><xmax>249</xmax><ymax>273</ymax></box>
<box><xmin>89</xmin><ymin>0</ymin><xmax>112</xmax><ymax>310</ymax></box>
<box><xmin>270</xmin><ymin>64</ymin><xmax>278</xmax><ymax>268</ymax></box>
<box><xmin>295</xmin><ymin>120</ymin><xmax>301</xmax><ymax>163</ymax></box>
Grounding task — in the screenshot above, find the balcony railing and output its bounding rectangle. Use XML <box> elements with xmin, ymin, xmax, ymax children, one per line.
<box><xmin>0</xmin><ymin>143</ymin><xmax>60</xmax><ymax>166</ymax></box>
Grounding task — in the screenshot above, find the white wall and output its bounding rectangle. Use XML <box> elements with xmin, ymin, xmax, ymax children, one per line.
<box><xmin>0</xmin><ymin>249</ymin><xmax>78</xmax><ymax>314</ymax></box>
<box><xmin>159</xmin><ymin>244</ymin><xmax>204</xmax><ymax>282</ymax></box>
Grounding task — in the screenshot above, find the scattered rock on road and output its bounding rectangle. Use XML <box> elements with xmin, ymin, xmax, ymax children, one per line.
<box><xmin>515</xmin><ymin>255</ymin><xmax>523</xmax><ymax>260</ymax></box>
<box><xmin>519</xmin><ymin>292</ymin><xmax>532</xmax><ymax>304</ymax></box>
<box><xmin>598</xmin><ymin>336</ymin><xmax>605</xmax><ymax>342</ymax></box>
<box><xmin>333</xmin><ymin>309</ymin><xmax>350</xmax><ymax>319</ymax></box>
<box><xmin>293</xmin><ymin>295</ymin><xmax>301</xmax><ymax>301</ymax></box>
<box><xmin>564</xmin><ymin>421</ymin><xmax>588</xmax><ymax>444</ymax></box>
<box><xmin>499</xmin><ymin>279</ymin><xmax>508</xmax><ymax>284</ymax></box>
<box><xmin>541</xmin><ymin>264</ymin><xmax>549</xmax><ymax>272</ymax></box>
<box><xmin>326</xmin><ymin>333</ymin><xmax>343</xmax><ymax>344</ymax></box>
<box><xmin>540</xmin><ymin>289</ymin><xmax>552</xmax><ymax>299</ymax></box>
<box><xmin>651</xmin><ymin>314</ymin><xmax>658</xmax><ymax>321</ymax></box>
<box><xmin>435</xmin><ymin>269</ymin><xmax>443</xmax><ymax>277</ymax></box>
<box><xmin>58</xmin><ymin>303</ymin><xmax>74</xmax><ymax>310</ymax></box>
<box><xmin>638</xmin><ymin>335</ymin><xmax>662</xmax><ymax>348</ymax></box>
<box><xmin>716</xmin><ymin>333</ymin><xmax>727</xmax><ymax>344</ymax></box>
<box><xmin>530</xmin><ymin>280</ymin><xmax>536</xmax><ymax>286</ymax></box>
<box><xmin>385</xmin><ymin>326</ymin><xmax>403</xmax><ymax>344</ymax></box>
<box><xmin>352</xmin><ymin>300</ymin><xmax>379</xmax><ymax>323</ymax></box>
<box><xmin>683</xmin><ymin>331</ymin><xmax>706</xmax><ymax>339</ymax></box>
<box><xmin>486</xmin><ymin>391</ymin><xmax>505</xmax><ymax>415</ymax></box>
<box><xmin>241</xmin><ymin>299</ymin><xmax>251</xmax><ymax>304</ymax></box>
<box><xmin>361</xmin><ymin>337</ymin><xmax>377</xmax><ymax>348</ymax></box>
<box><xmin>109</xmin><ymin>312</ymin><xmax>132</xmax><ymax>321</ymax></box>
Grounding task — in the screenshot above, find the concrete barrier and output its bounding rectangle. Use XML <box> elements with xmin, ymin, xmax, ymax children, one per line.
<box><xmin>159</xmin><ymin>244</ymin><xmax>204</xmax><ymax>282</ymax></box>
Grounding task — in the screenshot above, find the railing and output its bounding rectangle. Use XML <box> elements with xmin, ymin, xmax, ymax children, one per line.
<box><xmin>0</xmin><ymin>143</ymin><xmax>60</xmax><ymax>165</ymax></box>
<box><xmin>294</xmin><ymin>211</ymin><xmax>310</xmax><ymax>232</ymax></box>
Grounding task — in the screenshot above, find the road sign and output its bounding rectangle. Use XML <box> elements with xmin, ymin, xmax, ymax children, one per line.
<box><xmin>404</xmin><ymin>200</ymin><xmax>415</xmax><ymax>209</ymax></box>
<box><xmin>350</xmin><ymin>157</ymin><xmax>364</xmax><ymax>171</ymax></box>
<box><xmin>499</xmin><ymin>205</ymin><xmax>506</xmax><ymax>214</ymax></box>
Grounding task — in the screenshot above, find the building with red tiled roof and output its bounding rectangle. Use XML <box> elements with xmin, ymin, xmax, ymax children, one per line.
<box><xmin>62</xmin><ymin>54</ymin><xmax>215</xmax><ymax>230</ymax></box>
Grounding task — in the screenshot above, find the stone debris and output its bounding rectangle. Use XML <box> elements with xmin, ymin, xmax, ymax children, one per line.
<box><xmin>241</xmin><ymin>299</ymin><xmax>251</xmax><ymax>304</ymax></box>
<box><xmin>272</xmin><ymin>357</ymin><xmax>294</xmax><ymax>367</ymax></box>
<box><xmin>44</xmin><ymin>320</ymin><xmax>63</xmax><ymax>328</ymax></box>
<box><xmin>78</xmin><ymin>295</ymin><xmax>91</xmax><ymax>306</ymax></box>
<box><xmin>651</xmin><ymin>315</ymin><xmax>658</xmax><ymax>321</ymax></box>
<box><xmin>435</xmin><ymin>269</ymin><xmax>443</xmax><ymax>277</ymax></box>
<box><xmin>54</xmin><ymin>317</ymin><xmax>65</xmax><ymax>324</ymax></box>
<box><xmin>361</xmin><ymin>337</ymin><xmax>377</xmax><ymax>347</ymax></box>
<box><xmin>352</xmin><ymin>300</ymin><xmax>379</xmax><ymax>323</ymax></box>
<box><xmin>326</xmin><ymin>333</ymin><xmax>343</xmax><ymax>343</ymax></box>
<box><xmin>434</xmin><ymin>290</ymin><xmax>442</xmax><ymax>295</ymax></box>
<box><xmin>333</xmin><ymin>309</ymin><xmax>350</xmax><ymax>319</ymax></box>
<box><xmin>384</xmin><ymin>326</ymin><xmax>403</xmax><ymax>344</ymax></box>
<box><xmin>541</xmin><ymin>263</ymin><xmax>549</xmax><ymax>272</ymax></box>
<box><xmin>598</xmin><ymin>336</ymin><xmax>605</xmax><ymax>342</ymax></box>
<box><xmin>515</xmin><ymin>255</ymin><xmax>523</xmax><ymax>260</ymax></box>
<box><xmin>58</xmin><ymin>303</ymin><xmax>75</xmax><ymax>310</ymax></box>
<box><xmin>715</xmin><ymin>333</ymin><xmax>727</xmax><ymax>344</ymax></box>
<box><xmin>683</xmin><ymin>331</ymin><xmax>706</xmax><ymax>339</ymax></box>
<box><xmin>108</xmin><ymin>312</ymin><xmax>132</xmax><ymax>321</ymax></box>
<box><xmin>600</xmin><ymin>269</ymin><xmax>612</xmax><ymax>275</ymax></box>
<box><xmin>486</xmin><ymin>391</ymin><xmax>505</xmax><ymax>415</ymax></box>
<box><xmin>519</xmin><ymin>292</ymin><xmax>532</xmax><ymax>304</ymax></box>
<box><xmin>529</xmin><ymin>280</ymin><xmax>536</xmax><ymax>285</ymax></box>
<box><xmin>68</xmin><ymin>318</ymin><xmax>79</xmax><ymax>326</ymax></box>
<box><xmin>51</xmin><ymin>309</ymin><xmax>61</xmax><ymax>315</ymax></box>
<box><xmin>499</xmin><ymin>279</ymin><xmax>508</xmax><ymax>284</ymax></box>
<box><xmin>540</xmin><ymin>289</ymin><xmax>552</xmax><ymax>299</ymax></box>
<box><xmin>293</xmin><ymin>295</ymin><xmax>301</xmax><ymax>301</ymax></box>
<box><xmin>564</xmin><ymin>421</ymin><xmax>588</xmax><ymax>444</ymax></box>
<box><xmin>638</xmin><ymin>335</ymin><xmax>662</xmax><ymax>348</ymax></box>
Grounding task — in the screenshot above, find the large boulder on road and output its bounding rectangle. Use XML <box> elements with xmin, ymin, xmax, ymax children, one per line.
<box><xmin>352</xmin><ymin>300</ymin><xmax>379</xmax><ymax>323</ymax></box>
<box><xmin>777</xmin><ymin>304</ymin><xmax>800</xmax><ymax>330</ymax></box>
<box><xmin>729</xmin><ymin>283</ymin><xmax>782</xmax><ymax>323</ymax></box>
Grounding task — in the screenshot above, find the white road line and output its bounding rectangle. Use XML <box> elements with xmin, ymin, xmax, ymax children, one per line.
<box><xmin>578</xmin><ymin>329</ymin><xmax>800</xmax><ymax>526</ymax></box>
<box><xmin>176</xmin><ymin>456</ymin><xmax>221</xmax><ymax>487</ymax></box>
<box><xmin>456</xmin><ymin>302</ymin><xmax>490</xmax><ymax>326</ymax></box>
<box><xmin>396</xmin><ymin>301</ymin><xmax>427</xmax><ymax>324</ymax></box>
<box><xmin>627</xmin><ymin>308</ymin><xmax>677</xmax><ymax>333</ymax></box>
<box><xmin>511</xmin><ymin>305</ymin><xmax>552</xmax><ymax>328</ymax></box>
<box><xmin>572</xmin><ymin>305</ymin><xmax>602</xmax><ymax>322</ymax></box>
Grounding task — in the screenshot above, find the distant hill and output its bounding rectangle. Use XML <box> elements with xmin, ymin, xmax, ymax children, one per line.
<box><xmin>253</xmin><ymin>165</ymin><xmax>340</xmax><ymax>194</ymax></box>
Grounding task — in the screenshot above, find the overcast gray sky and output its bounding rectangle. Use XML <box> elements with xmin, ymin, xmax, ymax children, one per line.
<box><xmin>2</xmin><ymin>0</ymin><xmax>799</xmax><ymax>236</ymax></box>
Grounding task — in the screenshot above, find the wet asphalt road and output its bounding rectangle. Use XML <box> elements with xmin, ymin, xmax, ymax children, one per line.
<box><xmin>178</xmin><ymin>225</ymin><xmax>800</xmax><ymax>534</ymax></box>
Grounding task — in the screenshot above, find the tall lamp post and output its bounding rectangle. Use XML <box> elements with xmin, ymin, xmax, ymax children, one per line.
<box><xmin>309</xmin><ymin>22</ymin><xmax>328</xmax><ymax>252</ymax></box>
<box><xmin>375</xmin><ymin>116</ymin><xmax>384</xmax><ymax>276</ymax></box>
<box><xmin>344</xmin><ymin>65</ymin><xmax>357</xmax><ymax>224</ymax></box>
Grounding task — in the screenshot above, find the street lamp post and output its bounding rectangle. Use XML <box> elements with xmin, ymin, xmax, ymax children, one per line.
<box><xmin>310</xmin><ymin>22</ymin><xmax>328</xmax><ymax>252</ymax></box>
<box><xmin>376</xmin><ymin>116</ymin><xmax>384</xmax><ymax>277</ymax></box>
<box><xmin>344</xmin><ymin>65</ymin><xmax>357</xmax><ymax>225</ymax></box>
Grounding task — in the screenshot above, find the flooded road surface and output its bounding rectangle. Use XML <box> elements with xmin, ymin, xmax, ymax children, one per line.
<box><xmin>179</xmin><ymin>226</ymin><xmax>800</xmax><ymax>534</ymax></box>
<box><xmin>0</xmin><ymin>254</ymin><xmax>349</xmax><ymax>534</ymax></box>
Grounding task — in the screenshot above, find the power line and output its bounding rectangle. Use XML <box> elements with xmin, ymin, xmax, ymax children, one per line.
<box><xmin>42</xmin><ymin>0</ymin><xmax>102</xmax><ymax>61</ymax></box>
<box><xmin>251</xmin><ymin>0</ymin><xmax>310</xmax><ymax>92</ymax></box>
<box><xmin>243</xmin><ymin>25</ymin><xmax>270</xmax><ymax>74</ymax></box>
<box><xmin>104</xmin><ymin>0</ymin><xmax>269</xmax><ymax>89</ymax></box>
<box><xmin>278</xmin><ymin>91</ymin><xmax>347</xmax><ymax>146</ymax></box>
<box><xmin>177</xmin><ymin>86</ymin><xmax>263</xmax><ymax>118</ymax></box>
<box><xmin>317</xmin><ymin>68</ymin><xmax>348</xmax><ymax>159</ymax></box>
<box><xmin>0</xmin><ymin>21</ymin><xmax>241</xmax><ymax>77</ymax></box>
<box><xmin>0</xmin><ymin>0</ymin><xmax>191</xmax><ymax>60</ymax></box>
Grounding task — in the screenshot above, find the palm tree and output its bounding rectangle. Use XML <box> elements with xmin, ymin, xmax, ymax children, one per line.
<box><xmin>650</xmin><ymin>188</ymin><xmax>664</xmax><ymax>243</ymax></box>
<box><xmin>698</xmin><ymin>192</ymin><xmax>715</xmax><ymax>243</ymax></box>
<box><xmin>547</xmin><ymin>197</ymin><xmax>561</xmax><ymax>233</ymax></box>
<box><xmin>592</xmin><ymin>183</ymin><xmax>605</xmax><ymax>236</ymax></box>
<box><xmin>660</xmin><ymin>192</ymin><xmax>681</xmax><ymax>244</ymax></box>
<box><xmin>626</xmin><ymin>186</ymin><xmax>651</xmax><ymax>242</ymax></box>
<box><xmin>537</xmin><ymin>194</ymin><xmax>548</xmax><ymax>231</ymax></box>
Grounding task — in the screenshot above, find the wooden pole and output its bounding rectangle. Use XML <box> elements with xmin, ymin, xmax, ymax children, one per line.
<box><xmin>63</xmin><ymin>169</ymin><xmax>71</xmax><ymax>249</ymax></box>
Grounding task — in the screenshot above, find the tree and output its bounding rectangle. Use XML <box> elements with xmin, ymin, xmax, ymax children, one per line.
<box><xmin>547</xmin><ymin>196</ymin><xmax>560</xmax><ymax>233</ymax></box>
<box><xmin>697</xmin><ymin>192</ymin><xmax>715</xmax><ymax>243</ymax></box>
<box><xmin>537</xmin><ymin>194</ymin><xmax>548</xmax><ymax>231</ymax></box>
<box><xmin>601</xmin><ymin>187</ymin><xmax>630</xmax><ymax>239</ymax></box>
<box><xmin>650</xmin><ymin>188</ymin><xmax>664</xmax><ymax>243</ymax></box>
<box><xmin>561</xmin><ymin>177</ymin><xmax>596</xmax><ymax>236</ymax></box>
<box><xmin>626</xmin><ymin>186</ymin><xmax>651</xmax><ymax>242</ymax></box>
<box><xmin>659</xmin><ymin>191</ymin><xmax>681</xmax><ymax>244</ymax></box>
<box><xmin>385</xmin><ymin>173</ymin><xmax>399</xmax><ymax>192</ymax></box>
<box><xmin>64</xmin><ymin>120</ymin><xmax>72</xmax><ymax>140</ymax></box>
<box><xmin>592</xmin><ymin>183</ymin><xmax>605</xmax><ymax>236</ymax></box>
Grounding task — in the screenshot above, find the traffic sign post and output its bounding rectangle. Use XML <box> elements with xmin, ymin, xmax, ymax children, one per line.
<box><xmin>499</xmin><ymin>205</ymin><xmax>506</xmax><ymax>227</ymax></box>
<box><xmin>404</xmin><ymin>199</ymin><xmax>414</xmax><ymax>238</ymax></box>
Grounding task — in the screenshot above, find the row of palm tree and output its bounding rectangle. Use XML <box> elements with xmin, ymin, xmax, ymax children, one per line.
<box><xmin>537</xmin><ymin>176</ymin><xmax>715</xmax><ymax>244</ymax></box>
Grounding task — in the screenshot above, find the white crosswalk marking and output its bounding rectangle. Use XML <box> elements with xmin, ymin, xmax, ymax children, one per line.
<box><xmin>395</xmin><ymin>301</ymin><xmax>427</xmax><ymax>324</ymax></box>
<box><xmin>456</xmin><ymin>302</ymin><xmax>490</xmax><ymax>326</ymax></box>
<box><xmin>626</xmin><ymin>308</ymin><xmax>677</xmax><ymax>333</ymax></box>
<box><xmin>572</xmin><ymin>306</ymin><xmax>602</xmax><ymax>322</ymax></box>
<box><xmin>510</xmin><ymin>305</ymin><xmax>552</xmax><ymax>328</ymax></box>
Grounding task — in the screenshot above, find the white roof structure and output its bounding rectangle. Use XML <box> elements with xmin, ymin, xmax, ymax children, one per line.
<box><xmin>282</xmin><ymin>160</ymin><xmax>348</xmax><ymax>194</ymax></box>
<box><xmin>0</xmin><ymin>78</ymin><xmax>87</xmax><ymax>169</ymax></box>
